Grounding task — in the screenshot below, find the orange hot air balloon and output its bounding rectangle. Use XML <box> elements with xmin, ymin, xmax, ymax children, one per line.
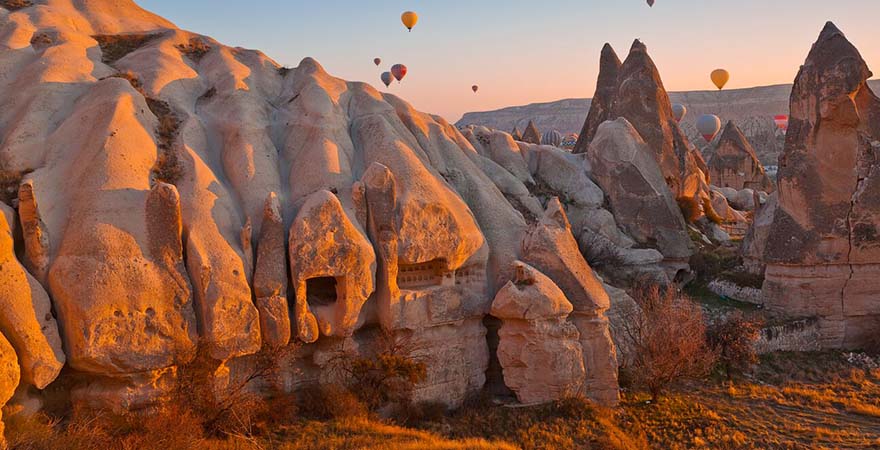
<box><xmin>391</xmin><ymin>64</ymin><xmax>407</xmax><ymax>82</ymax></box>
<box><xmin>401</xmin><ymin>11</ymin><xmax>418</xmax><ymax>32</ymax></box>
<box><xmin>373</xmin><ymin>58</ymin><xmax>381</xmax><ymax>66</ymax></box>
<box><xmin>472</xmin><ymin>85</ymin><xmax>479</xmax><ymax>93</ymax></box>
<box><xmin>711</xmin><ymin>69</ymin><xmax>730</xmax><ymax>90</ymax></box>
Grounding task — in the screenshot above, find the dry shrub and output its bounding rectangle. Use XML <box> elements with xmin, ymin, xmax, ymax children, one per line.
<box><xmin>1</xmin><ymin>0</ymin><xmax>31</xmax><ymax>11</ymax></box>
<box><xmin>296</xmin><ymin>384</ymin><xmax>368</xmax><ymax>421</ymax></box>
<box><xmin>145</xmin><ymin>98</ymin><xmax>184</xmax><ymax>184</ymax></box>
<box><xmin>677</xmin><ymin>196</ymin><xmax>702</xmax><ymax>223</ymax></box>
<box><xmin>707</xmin><ymin>311</ymin><xmax>763</xmax><ymax>381</ymax></box>
<box><xmin>175</xmin><ymin>37</ymin><xmax>211</xmax><ymax>62</ymax></box>
<box><xmin>92</xmin><ymin>33</ymin><xmax>157</xmax><ymax>64</ymax></box>
<box><xmin>328</xmin><ymin>332</ymin><xmax>428</xmax><ymax>411</ymax></box>
<box><xmin>29</xmin><ymin>32</ymin><xmax>53</xmax><ymax>48</ymax></box>
<box><xmin>105</xmin><ymin>71</ymin><xmax>145</xmax><ymax>96</ymax></box>
<box><xmin>618</xmin><ymin>285</ymin><xmax>717</xmax><ymax>401</ymax></box>
<box><xmin>579</xmin><ymin>231</ymin><xmax>626</xmax><ymax>270</ymax></box>
<box><xmin>0</xmin><ymin>166</ymin><xmax>23</xmax><ymax>205</ymax></box>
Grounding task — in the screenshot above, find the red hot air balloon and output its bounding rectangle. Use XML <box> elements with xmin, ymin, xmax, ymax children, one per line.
<box><xmin>472</xmin><ymin>85</ymin><xmax>479</xmax><ymax>93</ymax></box>
<box><xmin>373</xmin><ymin>58</ymin><xmax>381</xmax><ymax>66</ymax></box>
<box><xmin>391</xmin><ymin>64</ymin><xmax>407</xmax><ymax>82</ymax></box>
<box><xmin>774</xmin><ymin>115</ymin><xmax>789</xmax><ymax>133</ymax></box>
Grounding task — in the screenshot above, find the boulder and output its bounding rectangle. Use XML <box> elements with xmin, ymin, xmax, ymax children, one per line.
<box><xmin>761</xmin><ymin>22</ymin><xmax>880</xmax><ymax>348</ymax></box>
<box><xmin>586</xmin><ymin>118</ymin><xmax>693</xmax><ymax>261</ymax></box>
<box><xmin>708</xmin><ymin>121</ymin><xmax>775</xmax><ymax>192</ymax></box>
<box><xmin>0</xmin><ymin>203</ymin><xmax>65</xmax><ymax>389</ymax></box>
<box><xmin>491</xmin><ymin>261</ymin><xmax>585</xmax><ymax>404</ymax></box>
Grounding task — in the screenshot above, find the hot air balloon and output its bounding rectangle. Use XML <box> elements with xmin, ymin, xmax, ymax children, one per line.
<box><xmin>391</xmin><ymin>64</ymin><xmax>407</xmax><ymax>82</ymax></box>
<box><xmin>672</xmin><ymin>103</ymin><xmax>687</xmax><ymax>123</ymax></box>
<box><xmin>774</xmin><ymin>115</ymin><xmax>789</xmax><ymax>133</ymax></box>
<box><xmin>380</xmin><ymin>71</ymin><xmax>393</xmax><ymax>87</ymax></box>
<box><xmin>472</xmin><ymin>85</ymin><xmax>479</xmax><ymax>93</ymax></box>
<box><xmin>373</xmin><ymin>58</ymin><xmax>381</xmax><ymax>66</ymax></box>
<box><xmin>711</xmin><ymin>69</ymin><xmax>730</xmax><ymax>90</ymax></box>
<box><xmin>697</xmin><ymin>114</ymin><xmax>722</xmax><ymax>142</ymax></box>
<box><xmin>542</xmin><ymin>130</ymin><xmax>563</xmax><ymax>147</ymax></box>
<box><xmin>401</xmin><ymin>11</ymin><xmax>418</xmax><ymax>32</ymax></box>
<box><xmin>647</xmin><ymin>0</ymin><xmax>655</xmax><ymax>6</ymax></box>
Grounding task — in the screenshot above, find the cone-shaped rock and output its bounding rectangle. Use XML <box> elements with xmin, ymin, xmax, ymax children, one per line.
<box><xmin>521</xmin><ymin>120</ymin><xmax>542</xmax><ymax>145</ymax></box>
<box><xmin>761</xmin><ymin>22</ymin><xmax>880</xmax><ymax>348</ymax></box>
<box><xmin>573</xmin><ymin>43</ymin><xmax>621</xmax><ymax>154</ymax></box>
<box><xmin>709</xmin><ymin>121</ymin><xmax>775</xmax><ymax>192</ymax></box>
<box><xmin>510</xmin><ymin>126</ymin><xmax>523</xmax><ymax>141</ymax></box>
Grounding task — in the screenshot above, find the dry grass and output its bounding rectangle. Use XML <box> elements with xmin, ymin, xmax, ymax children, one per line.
<box><xmin>175</xmin><ymin>37</ymin><xmax>211</xmax><ymax>62</ymax></box>
<box><xmin>145</xmin><ymin>98</ymin><xmax>184</xmax><ymax>184</ymax></box>
<box><xmin>93</xmin><ymin>34</ymin><xmax>157</xmax><ymax>65</ymax></box>
<box><xmin>1</xmin><ymin>0</ymin><xmax>31</xmax><ymax>11</ymax></box>
<box><xmin>622</xmin><ymin>351</ymin><xmax>880</xmax><ymax>449</ymax></box>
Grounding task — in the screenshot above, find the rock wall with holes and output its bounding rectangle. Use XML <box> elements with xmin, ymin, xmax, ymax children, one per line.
<box><xmin>0</xmin><ymin>0</ymin><xmax>622</xmax><ymax>420</ymax></box>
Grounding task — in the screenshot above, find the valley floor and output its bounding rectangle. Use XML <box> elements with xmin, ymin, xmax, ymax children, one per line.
<box><xmin>6</xmin><ymin>352</ymin><xmax>879</xmax><ymax>449</ymax></box>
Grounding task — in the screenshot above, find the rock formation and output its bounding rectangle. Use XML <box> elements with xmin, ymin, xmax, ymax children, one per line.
<box><xmin>709</xmin><ymin>121</ymin><xmax>775</xmax><ymax>192</ymax></box>
<box><xmin>573</xmin><ymin>43</ymin><xmax>621</xmax><ymax>154</ymax></box>
<box><xmin>571</xmin><ymin>40</ymin><xmax>717</xmax><ymax>223</ymax></box>
<box><xmin>0</xmin><ymin>0</ymin><xmax>620</xmax><ymax>415</ymax></box>
<box><xmin>491</xmin><ymin>262</ymin><xmax>585</xmax><ymax>404</ymax></box>
<box><xmin>586</xmin><ymin>119</ymin><xmax>693</xmax><ymax>267</ymax></box>
<box><xmin>759</xmin><ymin>22</ymin><xmax>880</xmax><ymax>348</ymax></box>
<box><xmin>510</xmin><ymin>126</ymin><xmax>523</xmax><ymax>141</ymax></box>
<box><xmin>521</xmin><ymin>120</ymin><xmax>542</xmax><ymax>145</ymax></box>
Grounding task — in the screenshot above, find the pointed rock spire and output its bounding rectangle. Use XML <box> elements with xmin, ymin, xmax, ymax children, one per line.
<box><xmin>573</xmin><ymin>43</ymin><xmax>621</xmax><ymax>154</ymax></box>
<box><xmin>709</xmin><ymin>121</ymin><xmax>774</xmax><ymax>192</ymax></box>
<box><xmin>521</xmin><ymin>120</ymin><xmax>541</xmax><ymax>145</ymax></box>
<box><xmin>510</xmin><ymin>126</ymin><xmax>523</xmax><ymax>141</ymax></box>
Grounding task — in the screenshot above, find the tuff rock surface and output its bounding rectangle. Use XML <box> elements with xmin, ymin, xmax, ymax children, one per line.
<box><xmin>491</xmin><ymin>261</ymin><xmax>585</xmax><ymax>404</ymax></box>
<box><xmin>709</xmin><ymin>121</ymin><xmax>775</xmax><ymax>192</ymax></box>
<box><xmin>759</xmin><ymin>22</ymin><xmax>880</xmax><ymax>348</ymax></box>
<box><xmin>0</xmin><ymin>0</ymin><xmax>620</xmax><ymax>416</ymax></box>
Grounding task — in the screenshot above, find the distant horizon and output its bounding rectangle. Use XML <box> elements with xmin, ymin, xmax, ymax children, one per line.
<box><xmin>139</xmin><ymin>0</ymin><xmax>880</xmax><ymax>122</ymax></box>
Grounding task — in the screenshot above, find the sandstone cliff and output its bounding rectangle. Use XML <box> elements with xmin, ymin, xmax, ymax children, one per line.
<box><xmin>0</xmin><ymin>0</ymin><xmax>620</xmax><ymax>419</ymax></box>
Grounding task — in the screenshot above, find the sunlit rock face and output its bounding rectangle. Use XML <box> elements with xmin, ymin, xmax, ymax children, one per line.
<box><xmin>759</xmin><ymin>22</ymin><xmax>880</xmax><ymax>349</ymax></box>
<box><xmin>573</xmin><ymin>40</ymin><xmax>715</xmax><ymax>222</ymax></box>
<box><xmin>0</xmin><ymin>0</ymin><xmax>618</xmax><ymax>411</ymax></box>
<box><xmin>709</xmin><ymin>121</ymin><xmax>775</xmax><ymax>193</ymax></box>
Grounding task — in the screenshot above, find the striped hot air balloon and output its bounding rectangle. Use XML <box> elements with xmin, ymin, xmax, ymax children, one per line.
<box><xmin>542</xmin><ymin>130</ymin><xmax>563</xmax><ymax>147</ymax></box>
<box><xmin>774</xmin><ymin>115</ymin><xmax>789</xmax><ymax>133</ymax></box>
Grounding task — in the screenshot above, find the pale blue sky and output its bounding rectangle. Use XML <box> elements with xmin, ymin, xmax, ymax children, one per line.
<box><xmin>138</xmin><ymin>0</ymin><xmax>880</xmax><ymax>121</ymax></box>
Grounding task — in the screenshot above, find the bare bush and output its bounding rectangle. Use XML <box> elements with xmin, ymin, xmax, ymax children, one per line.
<box><xmin>707</xmin><ymin>312</ymin><xmax>763</xmax><ymax>381</ymax></box>
<box><xmin>176</xmin><ymin>37</ymin><xmax>211</xmax><ymax>62</ymax></box>
<box><xmin>618</xmin><ymin>285</ymin><xmax>717</xmax><ymax>401</ymax></box>
<box><xmin>92</xmin><ymin>33</ymin><xmax>157</xmax><ymax>64</ymax></box>
<box><xmin>1</xmin><ymin>0</ymin><xmax>31</xmax><ymax>11</ymax></box>
<box><xmin>579</xmin><ymin>231</ymin><xmax>625</xmax><ymax>269</ymax></box>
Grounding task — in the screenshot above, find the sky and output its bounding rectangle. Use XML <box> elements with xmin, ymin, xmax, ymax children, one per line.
<box><xmin>138</xmin><ymin>0</ymin><xmax>880</xmax><ymax>122</ymax></box>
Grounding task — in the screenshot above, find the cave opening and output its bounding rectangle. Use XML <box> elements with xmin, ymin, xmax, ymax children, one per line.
<box><xmin>306</xmin><ymin>276</ymin><xmax>340</xmax><ymax>307</ymax></box>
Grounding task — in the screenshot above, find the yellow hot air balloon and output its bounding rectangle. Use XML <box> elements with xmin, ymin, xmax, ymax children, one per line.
<box><xmin>401</xmin><ymin>11</ymin><xmax>419</xmax><ymax>32</ymax></box>
<box><xmin>711</xmin><ymin>69</ymin><xmax>730</xmax><ymax>90</ymax></box>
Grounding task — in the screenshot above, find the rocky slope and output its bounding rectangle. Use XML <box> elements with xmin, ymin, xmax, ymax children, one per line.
<box><xmin>458</xmin><ymin>82</ymin><xmax>880</xmax><ymax>166</ymax></box>
<box><xmin>0</xmin><ymin>0</ymin><xmax>635</xmax><ymax>428</ymax></box>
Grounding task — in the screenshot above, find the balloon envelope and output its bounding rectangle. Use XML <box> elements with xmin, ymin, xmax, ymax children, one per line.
<box><xmin>672</xmin><ymin>103</ymin><xmax>687</xmax><ymax>122</ymax></box>
<box><xmin>380</xmin><ymin>71</ymin><xmax>393</xmax><ymax>87</ymax></box>
<box><xmin>373</xmin><ymin>58</ymin><xmax>381</xmax><ymax>66</ymax></box>
<box><xmin>711</xmin><ymin>69</ymin><xmax>730</xmax><ymax>90</ymax></box>
<box><xmin>697</xmin><ymin>114</ymin><xmax>722</xmax><ymax>142</ymax></box>
<box><xmin>542</xmin><ymin>130</ymin><xmax>563</xmax><ymax>147</ymax></box>
<box><xmin>472</xmin><ymin>85</ymin><xmax>479</xmax><ymax>93</ymax></box>
<box><xmin>774</xmin><ymin>115</ymin><xmax>789</xmax><ymax>132</ymax></box>
<box><xmin>647</xmin><ymin>0</ymin><xmax>655</xmax><ymax>6</ymax></box>
<box><xmin>391</xmin><ymin>64</ymin><xmax>407</xmax><ymax>82</ymax></box>
<box><xmin>401</xmin><ymin>11</ymin><xmax>418</xmax><ymax>31</ymax></box>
